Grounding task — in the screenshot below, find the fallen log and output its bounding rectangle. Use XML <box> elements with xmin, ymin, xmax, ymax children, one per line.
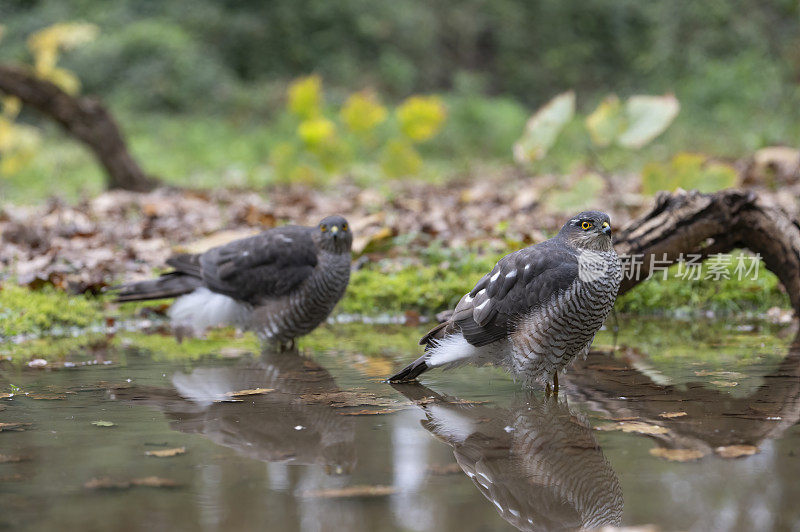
<box><xmin>0</xmin><ymin>64</ymin><xmax>157</xmax><ymax>192</ymax></box>
<box><xmin>614</xmin><ymin>188</ymin><xmax>800</xmax><ymax>316</ymax></box>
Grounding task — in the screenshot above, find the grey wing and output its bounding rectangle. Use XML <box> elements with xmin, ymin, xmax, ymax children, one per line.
<box><xmin>199</xmin><ymin>225</ymin><xmax>318</xmax><ymax>304</ymax></box>
<box><xmin>452</xmin><ymin>242</ymin><xmax>579</xmax><ymax>347</ymax></box>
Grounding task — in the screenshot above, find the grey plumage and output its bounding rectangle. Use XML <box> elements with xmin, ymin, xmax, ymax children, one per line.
<box><xmin>114</xmin><ymin>215</ymin><xmax>352</xmax><ymax>345</ymax></box>
<box><xmin>393</xmin><ymin>383</ymin><xmax>623</xmax><ymax>531</ymax></box>
<box><xmin>389</xmin><ymin>211</ymin><xmax>622</xmax><ymax>387</ymax></box>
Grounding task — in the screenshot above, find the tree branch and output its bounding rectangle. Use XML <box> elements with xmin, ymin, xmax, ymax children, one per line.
<box><xmin>0</xmin><ymin>64</ymin><xmax>157</xmax><ymax>191</ymax></box>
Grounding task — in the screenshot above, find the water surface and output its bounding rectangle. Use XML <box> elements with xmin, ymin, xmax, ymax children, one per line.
<box><xmin>1</xmin><ymin>319</ymin><xmax>799</xmax><ymax>531</ymax></box>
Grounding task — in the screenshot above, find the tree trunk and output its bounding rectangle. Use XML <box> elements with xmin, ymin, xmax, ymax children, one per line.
<box><xmin>0</xmin><ymin>64</ymin><xmax>157</xmax><ymax>191</ymax></box>
<box><xmin>614</xmin><ymin>188</ymin><xmax>800</xmax><ymax>315</ymax></box>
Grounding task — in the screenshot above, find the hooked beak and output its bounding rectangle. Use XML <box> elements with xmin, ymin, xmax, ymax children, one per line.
<box><xmin>601</xmin><ymin>221</ymin><xmax>612</xmax><ymax>235</ymax></box>
<box><xmin>330</xmin><ymin>225</ymin><xmax>340</xmax><ymax>238</ymax></box>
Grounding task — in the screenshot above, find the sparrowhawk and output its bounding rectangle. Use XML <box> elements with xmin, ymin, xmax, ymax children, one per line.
<box><xmin>388</xmin><ymin>211</ymin><xmax>621</xmax><ymax>390</ymax></box>
<box><xmin>115</xmin><ymin>215</ymin><xmax>352</xmax><ymax>346</ymax></box>
<box><xmin>393</xmin><ymin>383</ymin><xmax>623</xmax><ymax>530</ymax></box>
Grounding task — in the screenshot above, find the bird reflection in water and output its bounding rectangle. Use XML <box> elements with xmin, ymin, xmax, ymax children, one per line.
<box><xmin>393</xmin><ymin>383</ymin><xmax>623</xmax><ymax>532</ymax></box>
<box><xmin>123</xmin><ymin>347</ymin><xmax>356</xmax><ymax>475</ymax></box>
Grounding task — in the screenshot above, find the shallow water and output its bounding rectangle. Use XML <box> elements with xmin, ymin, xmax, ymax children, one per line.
<box><xmin>1</xmin><ymin>319</ymin><xmax>799</xmax><ymax>532</ymax></box>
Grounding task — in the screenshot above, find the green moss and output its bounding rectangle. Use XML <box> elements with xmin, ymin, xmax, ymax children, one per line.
<box><xmin>616</xmin><ymin>255</ymin><xmax>787</xmax><ymax>315</ymax></box>
<box><xmin>0</xmin><ymin>284</ymin><xmax>104</xmax><ymax>338</ymax></box>
<box><xmin>341</xmin><ymin>253</ymin><xmax>499</xmax><ymax>315</ymax></box>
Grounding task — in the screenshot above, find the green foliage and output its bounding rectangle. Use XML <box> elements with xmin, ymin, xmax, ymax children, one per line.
<box><xmin>586</xmin><ymin>94</ymin><xmax>680</xmax><ymax>149</ymax></box>
<box><xmin>0</xmin><ymin>284</ymin><xmax>103</xmax><ymax>337</ymax></box>
<box><xmin>641</xmin><ymin>152</ymin><xmax>739</xmax><ymax>195</ymax></box>
<box><xmin>546</xmin><ymin>173</ymin><xmax>605</xmax><ymax>212</ymax></box>
<box><xmin>616</xmin><ymin>253</ymin><xmax>786</xmax><ymax>316</ymax></box>
<box><xmin>64</xmin><ymin>19</ymin><xmax>231</xmax><ymax>111</ymax></box>
<box><xmin>513</xmin><ymin>91</ymin><xmax>575</xmax><ymax>163</ymax></box>
<box><xmin>273</xmin><ymin>75</ymin><xmax>447</xmax><ymax>181</ymax></box>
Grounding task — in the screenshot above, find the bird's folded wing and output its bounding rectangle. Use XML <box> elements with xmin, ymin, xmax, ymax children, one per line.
<box><xmin>454</xmin><ymin>245</ymin><xmax>579</xmax><ymax>347</ymax></box>
<box><xmin>199</xmin><ymin>226</ymin><xmax>318</xmax><ymax>303</ymax></box>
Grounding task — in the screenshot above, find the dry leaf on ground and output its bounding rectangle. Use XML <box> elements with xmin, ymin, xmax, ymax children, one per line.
<box><xmin>300</xmin><ymin>485</ymin><xmax>396</xmax><ymax>498</ymax></box>
<box><xmin>145</xmin><ymin>447</ymin><xmax>185</xmax><ymax>458</ymax></box>
<box><xmin>223</xmin><ymin>388</ymin><xmax>274</xmax><ymax>398</ymax></box>
<box><xmin>649</xmin><ymin>447</ymin><xmax>705</xmax><ymax>462</ymax></box>
<box><xmin>715</xmin><ymin>445</ymin><xmax>759</xmax><ymax>458</ymax></box>
<box><xmin>658</xmin><ymin>412</ymin><xmax>687</xmax><ymax>419</ymax></box>
<box><xmin>91</xmin><ymin>420</ymin><xmax>115</xmax><ymax>427</ymax></box>
<box><xmin>596</xmin><ymin>421</ymin><xmax>669</xmax><ymax>435</ymax></box>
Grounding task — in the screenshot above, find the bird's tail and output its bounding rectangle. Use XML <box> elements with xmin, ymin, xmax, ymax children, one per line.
<box><xmin>112</xmin><ymin>272</ymin><xmax>202</xmax><ymax>303</ymax></box>
<box><xmin>387</xmin><ymin>353</ymin><xmax>430</xmax><ymax>382</ymax></box>
<box><xmin>388</xmin><ymin>332</ymin><xmax>481</xmax><ymax>382</ymax></box>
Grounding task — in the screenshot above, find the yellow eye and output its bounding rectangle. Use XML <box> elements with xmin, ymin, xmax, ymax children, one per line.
<box><xmin>581</xmin><ymin>221</ymin><xmax>593</xmax><ymax>230</ymax></box>
<box><xmin>320</xmin><ymin>224</ymin><xmax>327</xmax><ymax>232</ymax></box>
<box><xmin>342</xmin><ymin>223</ymin><xmax>348</xmax><ymax>231</ymax></box>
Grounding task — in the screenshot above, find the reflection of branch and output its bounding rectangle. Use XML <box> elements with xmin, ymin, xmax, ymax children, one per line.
<box><xmin>393</xmin><ymin>383</ymin><xmax>623</xmax><ymax>532</ymax></box>
<box><xmin>615</xmin><ymin>189</ymin><xmax>800</xmax><ymax>316</ymax></box>
<box><xmin>0</xmin><ymin>64</ymin><xmax>157</xmax><ymax>191</ymax></box>
<box><xmin>564</xmin><ymin>338</ymin><xmax>800</xmax><ymax>452</ymax></box>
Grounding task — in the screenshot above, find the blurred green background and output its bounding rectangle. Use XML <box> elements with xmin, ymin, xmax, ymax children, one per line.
<box><xmin>1</xmin><ymin>0</ymin><xmax>799</xmax><ymax>201</ymax></box>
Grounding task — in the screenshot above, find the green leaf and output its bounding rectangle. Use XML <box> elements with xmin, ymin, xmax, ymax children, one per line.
<box><xmin>513</xmin><ymin>91</ymin><xmax>575</xmax><ymax>164</ymax></box>
<box><xmin>641</xmin><ymin>152</ymin><xmax>738</xmax><ymax>195</ymax></box>
<box><xmin>380</xmin><ymin>139</ymin><xmax>422</xmax><ymax>177</ymax></box>
<box><xmin>617</xmin><ymin>94</ymin><xmax>680</xmax><ymax>149</ymax></box>
<box><xmin>585</xmin><ymin>95</ymin><xmax>625</xmax><ymax>147</ymax></box>
<box><xmin>547</xmin><ymin>173</ymin><xmax>605</xmax><ymax>212</ymax></box>
<box><xmin>91</xmin><ymin>420</ymin><xmax>115</xmax><ymax>427</ymax></box>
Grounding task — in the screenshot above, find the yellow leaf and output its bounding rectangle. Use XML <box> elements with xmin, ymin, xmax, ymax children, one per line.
<box><xmin>585</xmin><ymin>95</ymin><xmax>625</xmax><ymax>147</ymax></box>
<box><xmin>298</xmin><ymin>118</ymin><xmax>336</xmax><ymax>147</ymax></box>
<box><xmin>380</xmin><ymin>139</ymin><xmax>422</xmax><ymax>177</ymax></box>
<box><xmin>288</xmin><ymin>75</ymin><xmax>323</xmax><ymax>119</ymax></box>
<box><xmin>341</xmin><ymin>90</ymin><xmax>387</xmax><ymax>134</ymax></box>
<box><xmin>658</xmin><ymin>411</ymin><xmax>687</xmax><ymax>419</ymax></box>
<box><xmin>649</xmin><ymin>447</ymin><xmax>705</xmax><ymax>462</ymax></box>
<box><xmin>43</xmin><ymin>67</ymin><xmax>81</xmax><ymax>94</ymax></box>
<box><xmin>2</xmin><ymin>96</ymin><xmax>21</xmax><ymax>119</ymax></box>
<box><xmin>397</xmin><ymin>96</ymin><xmax>447</xmax><ymax>142</ymax></box>
<box><xmin>596</xmin><ymin>421</ymin><xmax>669</xmax><ymax>435</ymax></box>
<box><xmin>223</xmin><ymin>388</ymin><xmax>274</xmax><ymax>398</ymax></box>
<box><xmin>715</xmin><ymin>445</ymin><xmax>758</xmax><ymax>458</ymax></box>
<box><xmin>145</xmin><ymin>447</ymin><xmax>186</xmax><ymax>458</ymax></box>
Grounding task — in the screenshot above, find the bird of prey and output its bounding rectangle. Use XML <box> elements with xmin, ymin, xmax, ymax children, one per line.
<box><xmin>392</xmin><ymin>383</ymin><xmax>623</xmax><ymax>531</ymax></box>
<box><xmin>114</xmin><ymin>215</ymin><xmax>352</xmax><ymax>347</ymax></box>
<box><xmin>113</xmin><ymin>346</ymin><xmax>356</xmax><ymax>475</ymax></box>
<box><xmin>388</xmin><ymin>211</ymin><xmax>621</xmax><ymax>390</ymax></box>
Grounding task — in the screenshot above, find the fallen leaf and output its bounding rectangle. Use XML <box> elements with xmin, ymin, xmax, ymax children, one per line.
<box><xmin>84</xmin><ymin>476</ymin><xmax>181</xmax><ymax>490</ymax></box>
<box><xmin>595</xmin><ymin>421</ymin><xmax>669</xmax><ymax>435</ymax></box>
<box><xmin>659</xmin><ymin>412</ymin><xmax>687</xmax><ymax>419</ymax></box>
<box><xmin>223</xmin><ymin>388</ymin><xmax>274</xmax><ymax>398</ymax></box>
<box><xmin>0</xmin><ymin>454</ymin><xmax>31</xmax><ymax>463</ymax></box>
<box><xmin>339</xmin><ymin>408</ymin><xmax>400</xmax><ymax>416</ymax></box>
<box><xmin>710</xmin><ymin>380</ymin><xmax>738</xmax><ymax>387</ymax></box>
<box><xmin>300</xmin><ymin>485</ymin><xmax>395</xmax><ymax>498</ymax></box>
<box><xmin>91</xmin><ymin>420</ymin><xmax>115</xmax><ymax>427</ymax></box>
<box><xmin>146</xmin><ymin>447</ymin><xmax>186</xmax><ymax>458</ymax></box>
<box><xmin>0</xmin><ymin>422</ymin><xmax>31</xmax><ymax>432</ymax></box>
<box><xmin>649</xmin><ymin>447</ymin><xmax>705</xmax><ymax>462</ymax></box>
<box><xmin>0</xmin><ymin>393</ymin><xmax>13</xmax><ymax>399</ymax></box>
<box><xmin>715</xmin><ymin>445</ymin><xmax>759</xmax><ymax>458</ymax></box>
